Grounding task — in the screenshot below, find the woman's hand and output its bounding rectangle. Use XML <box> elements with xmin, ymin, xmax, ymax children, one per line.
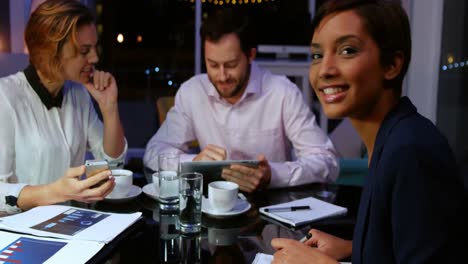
<box><xmin>52</xmin><ymin>165</ymin><xmax>115</xmax><ymax>203</ymax></box>
<box><xmin>17</xmin><ymin>166</ymin><xmax>115</xmax><ymax>210</ymax></box>
<box><xmin>271</xmin><ymin>238</ymin><xmax>339</xmax><ymax>264</ymax></box>
<box><xmin>84</xmin><ymin>70</ymin><xmax>118</xmax><ymax>114</ymax></box>
<box><xmin>84</xmin><ymin>70</ymin><xmax>126</xmax><ymax>158</ymax></box>
<box><xmin>303</xmin><ymin>229</ymin><xmax>353</xmax><ymax>260</ymax></box>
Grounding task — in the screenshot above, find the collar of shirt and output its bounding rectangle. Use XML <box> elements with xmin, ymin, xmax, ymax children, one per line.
<box><xmin>23</xmin><ymin>65</ymin><xmax>64</xmax><ymax>110</ymax></box>
<box><xmin>204</xmin><ymin>62</ymin><xmax>262</xmax><ymax>104</ymax></box>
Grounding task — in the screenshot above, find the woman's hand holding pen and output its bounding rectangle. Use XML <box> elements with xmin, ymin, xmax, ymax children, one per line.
<box><xmin>271</xmin><ymin>237</ymin><xmax>338</xmax><ymax>264</ymax></box>
<box><xmin>271</xmin><ymin>229</ymin><xmax>352</xmax><ymax>263</ymax></box>
<box><xmin>303</xmin><ymin>229</ymin><xmax>353</xmax><ymax>261</ymax></box>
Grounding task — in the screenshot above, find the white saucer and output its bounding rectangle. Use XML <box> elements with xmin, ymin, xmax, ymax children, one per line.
<box><xmin>142</xmin><ymin>183</ymin><xmax>161</xmax><ymax>202</ymax></box>
<box><xmin>202</xmin><ymin>197</ymin><xmax>251</xmax><ymax>218</ymax></box>
<box><xmin>104</xmin><ymin>185</ymin><xmax>142</xmax><ymax>202</ymax></box>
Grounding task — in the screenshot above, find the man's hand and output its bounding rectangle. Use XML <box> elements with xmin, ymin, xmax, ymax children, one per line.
<box><xmin>193</xmin><ymin>144</ymin><xmax>226</xmax><ymax>161</ymax></box>
<box><xmin>221</xmin><ymin>154</ymin><xmax>271</xmax><ymax>192</ymax></box>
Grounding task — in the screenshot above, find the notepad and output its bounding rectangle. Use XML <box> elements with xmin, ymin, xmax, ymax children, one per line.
<box><xmin>259</xmin><ymin>197</ymin><xmax>347</xmax><ymax>227</ymax></box>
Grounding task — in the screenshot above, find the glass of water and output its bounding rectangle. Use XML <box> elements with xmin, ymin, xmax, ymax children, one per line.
<box><xmin>158</xmin><ymin>153</ymin><xmax>180</xmax><ymax>211</ymax></box>
<box><xmin>179</xmin><ymin>172</ymin><xmax>203</xmax><ymax>233</ymax></box>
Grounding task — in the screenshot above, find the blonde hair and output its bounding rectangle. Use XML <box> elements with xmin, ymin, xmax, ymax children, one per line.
<box><xmin>25</xmin><ymin>0</ymin><xmax>94</xmax><ymax>82</ymax></box>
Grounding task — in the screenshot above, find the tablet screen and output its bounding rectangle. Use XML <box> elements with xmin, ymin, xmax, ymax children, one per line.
<box><xmin>180</xmin><ymin>160</ymin><xmax>259</xmax><ymax>179</ymax></box>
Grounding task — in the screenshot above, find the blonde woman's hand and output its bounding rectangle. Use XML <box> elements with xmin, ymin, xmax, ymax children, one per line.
<box><xmin>84</xmin><ymin>70</ymin><xmax>118</xmax><ymax>114</ymax></box>
<box><xmin>52</xmin><ymin>165</ymin><xmax>115</xmax><ymax>203</ymax></box>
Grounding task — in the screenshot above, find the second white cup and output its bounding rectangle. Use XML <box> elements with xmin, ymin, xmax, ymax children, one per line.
<box><xmin>208</xmin><ymin>181</ymin><xmax>239</xmax><ymax>212</ymax></box>
<box><xmin>107</xmin><ymin>169</ymin><xmax>133</xmax><ymax>199</ymax></box>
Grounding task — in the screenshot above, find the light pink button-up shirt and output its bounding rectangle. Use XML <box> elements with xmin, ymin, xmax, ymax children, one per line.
<box><xmin>144</xmin><ymin>63</ymin><xmax>338</xmax><ymax>188</ymax></box>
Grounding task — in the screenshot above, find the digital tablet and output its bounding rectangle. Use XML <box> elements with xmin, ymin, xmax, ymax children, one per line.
<box><xmin>180</xmin><ymin>160</ymin><xmax>259</xmax><ymax>179</ymax></box>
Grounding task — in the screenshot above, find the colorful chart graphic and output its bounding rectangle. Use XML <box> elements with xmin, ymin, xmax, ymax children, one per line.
<box><xmin>31</xmin><ymin>209</ymin><xmax>110</xmax><ymax>236</ymax></box>
<box><xmin>0</xmin><ymin>237</ymin><xmax>66</xmax><ymax>264</ymax></box>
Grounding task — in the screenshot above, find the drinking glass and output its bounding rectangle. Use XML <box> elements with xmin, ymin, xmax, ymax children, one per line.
<box><xmin>179</xmin><ymin>172</ymin><xmax>203</xmax><ymax>233</ymax></box>
<box><xmin>158</xmin><ymin>153</ymin><xmax>180</xmax><ymax>211</ymax></box>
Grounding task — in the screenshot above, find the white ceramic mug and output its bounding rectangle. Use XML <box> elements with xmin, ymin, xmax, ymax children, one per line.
<box><xmin>208</xmin><ymin>181</ymin><xmax>239</xmax><ymax>212</ymax></box>
<box><xmin>107</xmin><ymin>169</ymin><xmax>133</xmax><ymax>199</ymax></box>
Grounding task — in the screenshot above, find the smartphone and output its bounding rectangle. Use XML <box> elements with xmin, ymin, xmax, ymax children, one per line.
<box><xmin>85</xmin><ymin>160</ymin><xmax>109</xmax><ymax>179</ymax></box>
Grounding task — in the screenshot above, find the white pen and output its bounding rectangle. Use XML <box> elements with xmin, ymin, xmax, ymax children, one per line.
<box><xmin>299</xmin><ymin>232</ymin><xmax>312</xmax><ymax>243</ymax></box>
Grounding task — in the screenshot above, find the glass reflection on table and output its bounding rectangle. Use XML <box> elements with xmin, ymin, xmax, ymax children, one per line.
<box><xmin>90</xmin><ymin>183</ymin><xmax>361</xmax><ymax>263</ymax></box>
<box><xmin>159</xmin><ymin>212</ymin><xmax>180</xmax><ymax>263</ymax></box>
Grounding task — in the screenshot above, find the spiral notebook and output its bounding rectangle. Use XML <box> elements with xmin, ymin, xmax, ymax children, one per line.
<box><xmin>259</xmin><ymin>197</ymin><xmax>347</xmax><ymax>227</ymax></box>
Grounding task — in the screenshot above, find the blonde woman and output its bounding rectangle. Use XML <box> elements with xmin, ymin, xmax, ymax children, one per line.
<box><xmin>0</xmin><ymin>0</ymin><xmax>127</xmax><ymax>214</ymax></box>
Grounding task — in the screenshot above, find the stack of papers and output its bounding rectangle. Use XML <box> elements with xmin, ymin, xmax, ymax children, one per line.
<box><xmin>0</xmin><ymin>205</ymin><xmax>142</xmax><ymax>263</ymax></box>
<box><xmin>259</xmin><ymin>197</ymin><xmax>347</xmax><ymax>227</ymax></box>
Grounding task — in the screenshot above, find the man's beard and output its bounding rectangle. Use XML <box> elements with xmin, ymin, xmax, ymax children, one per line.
<box><xmin>212</xmin><ymin>65</ymin><xmax>251</xmax><ymax>99</ymax></box>
<box><xmin>215</xmin><ymin>80</ymin><xmax>243</xmax><ymax>98</ymax></box>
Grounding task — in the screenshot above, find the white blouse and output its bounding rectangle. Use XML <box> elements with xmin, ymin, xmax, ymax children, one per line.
<box><xmin>0</xmin><ymin>71</ymin><xmax>127</xmax><ymax>214</ymax></box>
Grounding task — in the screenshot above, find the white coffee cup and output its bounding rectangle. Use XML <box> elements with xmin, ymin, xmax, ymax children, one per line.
<box><xmin>107</xmin><ymin>169</ymin><xmax>133</xmax><ymax>199</ymax></box>
<box><xmin>208</xmin><ymin>181</ymin><xmax>239</xmax><ymax>212</ymax></box>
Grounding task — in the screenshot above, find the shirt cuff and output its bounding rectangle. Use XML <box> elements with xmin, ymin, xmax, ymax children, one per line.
<box><xmin>102</xmin><ymin>138</ymin><xmax>128</xmax><ymax>168</ymax></box>
<box><xmin>180</xmin><ymin>154</ymin><xmax>197</xmax><ymax>163</ymax></box>
<box><xmin>268</xmin><ymin>162</ymin><xmax>290</xmax><ymax>188</ymax></box>
<box><xmin>1</xmin><ymin>182</ymin><xmax>27</xmax><ymax>215</ymax></box>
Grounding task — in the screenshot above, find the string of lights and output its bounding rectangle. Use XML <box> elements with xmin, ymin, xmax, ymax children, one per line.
<box><xmin>181</xmin><ymin>0</ymin><xmax>275</xmax><ymax>5</ymax></box>
<box><xmin>441</xmin><ymin>54</ymin><xmax>468</xmax><ymax>71</ymax></box>
<box><xmin>441</xmin><ymin>61</ymin><xmax>468</xmax><ymax>71</ymax></box>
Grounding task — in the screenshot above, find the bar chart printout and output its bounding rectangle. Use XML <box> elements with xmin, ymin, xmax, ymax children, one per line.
<box><xmin>0</xmin><ymin>237</ymin><xmax>66</xmax><ymax>264</ymax></box>
<box><xmin>30</xmin><ymin>209</ymin><xmax>110</xmax><ymax>236</ymax></box>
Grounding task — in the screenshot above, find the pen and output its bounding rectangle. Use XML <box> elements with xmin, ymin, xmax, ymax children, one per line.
<box><xmin>299</xmin><ymin>232</ymin><xmax>312</xmax><ymax>243</ymax></box>
<box><xmin>264</xmin><ymin>206</ymin><xmax>311</xmax><ymax>213</ymax></box>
